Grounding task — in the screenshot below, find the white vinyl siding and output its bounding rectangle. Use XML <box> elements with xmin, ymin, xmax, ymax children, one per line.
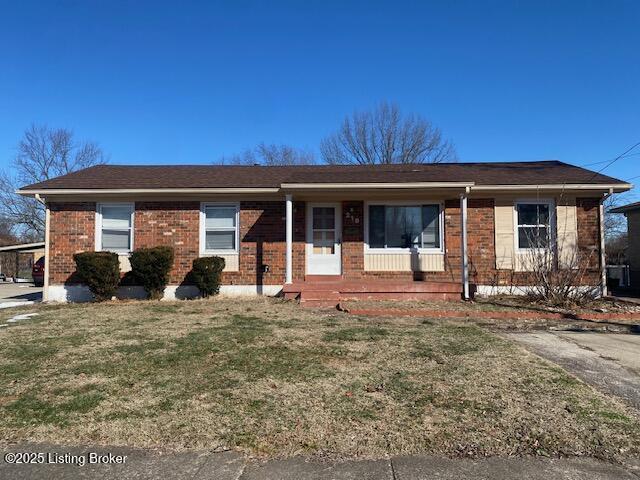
<box><xmin>364</xmin><ymin>252</ymin><xmax>445</xmax><ymax>272</ymax></box>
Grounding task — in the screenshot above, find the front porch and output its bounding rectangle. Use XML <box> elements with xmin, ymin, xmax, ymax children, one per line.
<box><xmin>283</xmin><ymin>275</ymin><xmax>464</xmax><ymax>308</ymax></box>
<box><xmin>282</xmin><ymin>187</ymin><xmax>472</xmax><ymax>305</ymax></box>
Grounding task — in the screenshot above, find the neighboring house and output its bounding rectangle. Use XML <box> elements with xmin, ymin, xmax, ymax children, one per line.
<box><xmin>610</xmin><ymin>201</ymin><xmax>640</xmax><ymax>286</ymax></box>
<box><xmin>17</xmin><ymin>161</ymin><xmax>631</xmax><ymax>303</ymax></box>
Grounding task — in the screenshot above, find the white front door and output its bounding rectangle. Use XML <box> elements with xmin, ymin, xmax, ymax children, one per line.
<box><xmin>306</xmin><ymin>203</ymin><xmax>341</xmax><ymax>275</ymax></box>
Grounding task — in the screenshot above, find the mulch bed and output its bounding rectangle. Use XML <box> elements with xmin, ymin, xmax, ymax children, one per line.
<box><xmin>339</xmin><ymin>305</ymin><xmax>640</xmax><ymax>322</ymax></box>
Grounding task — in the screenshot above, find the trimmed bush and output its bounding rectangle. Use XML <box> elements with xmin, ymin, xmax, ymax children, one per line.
<box><xmin>190</xmin><ymin>256</ymin><xmax>225</xmax><ymax>297</ymax></box>
<box><xmin>73</xmin><ymin>251</ymin><xmax>121</xmax><ymax>301</ymax></box>
<box><xmin>129</xmin><ymin>246</ymin><xmax>174</xmax><ymax>300</ymax></box>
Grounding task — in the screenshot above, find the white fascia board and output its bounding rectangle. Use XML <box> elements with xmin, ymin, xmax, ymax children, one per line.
<box><xmin>472</xmin><ymin>183</ymin><xmax>632</xmax><ymax>192</ymax></box>
<box><xmin>281</xmin><ymin>182</ymin><xmax>476</xmax><ymax>189</ymax></box>
<box><xmin>16</xmin><ymin>182</ymin><xmax>633</xmax><ymax>196</ymax></box>
<box><xmin>16</xmin><ymin>187</ymin><xmax>281</xmax><ymax>197</ymax></box>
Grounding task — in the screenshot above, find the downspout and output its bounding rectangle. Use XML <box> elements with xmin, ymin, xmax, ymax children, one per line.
<box><xmin>35</xmin><ymin>194</ymin><xmax>50</xmax><ymax>302</ymax></box>
<box><xmin>599</xmin><ymin>188</ymin><xmax>613</xmax><ymax>297</ymax></box>
<box><xmin>460</xmin><ymin>187</ymin><xmax>470</xmax><ymax>300</ymax></box>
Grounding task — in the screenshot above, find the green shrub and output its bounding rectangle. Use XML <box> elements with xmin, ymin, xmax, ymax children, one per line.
<box><xmin>73</xmin><ymin>252</ymin><xmax>121</xmax><ymax>301</ymax></box>
<box><xmin>190</xmin><ymin>256</ymin><xmax>225</xmax><ymax>297</ymax></box>
<box><xmin>129</xmin><ymin>246</ymin><xmax>174</xmax><ymax>300</ymax></box>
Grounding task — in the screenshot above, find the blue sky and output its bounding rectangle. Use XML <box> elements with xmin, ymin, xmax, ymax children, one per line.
<box><xmin>0</xmin><ymin>1</ymin><xmax>638</xmax><ymax>197</ymax></box>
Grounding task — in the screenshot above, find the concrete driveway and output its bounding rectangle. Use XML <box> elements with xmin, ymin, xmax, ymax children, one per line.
<box><xmin>507</xmin><ymin>332</ymin><xmax>640</xmax><ymax>410</ymax></box>
<box><xmin>0</xmin><ymin>282</ymin><xmax>42</xmax><ymax>307</ymax></box>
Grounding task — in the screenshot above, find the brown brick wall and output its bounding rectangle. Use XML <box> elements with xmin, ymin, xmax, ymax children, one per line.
<box><xmin>134</xmin><ymin>202</ymin><xmax>200</xmax><ymax>284</ymax></box>
<box><xmin>48</xmin><ymin>200</ymin><xmax>306</xmax><ymax>286</ymax></box>
<box><xmin>49</xmin><ymin>202</ymin><xmax>96</xmax><ymax>284</ymax></box>
<box><xmin>47</xmin><ymin>197</ymin><xmax>602</xmax><ymax>288</ymax></box>
<box><xmin>576</xmin><ymin>197</ymin><xmax>602</xmax><ymax>283</ymax></box>
<box><xmin>341</xmin><ymin>201</ymin><xmax>365</xmax><ymax>277</ymax></box>
<box><xmin>223</xmin><ymin>201</ymin><xmax>305</xmax><ymax>285</ymax></box>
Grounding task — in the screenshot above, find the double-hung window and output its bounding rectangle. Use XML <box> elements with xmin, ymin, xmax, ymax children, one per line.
<box><xmin>515</xmin><ymin>201</ymin><xmax>552</xmax><ymax>249</ymax></box>
<box><xmin>368</xmin><ymin>203</ymin><xmax>441</xmax><ymax>250</ymax></box>
<box><xmin>201</xmin><ymin>203</ymin><xmax>239</xmax><ymax>253</ymax></box>
<box><xmin>97</xmin><ymin>203</ymin><xmax>134</xmax><ymax>253</ymax></box>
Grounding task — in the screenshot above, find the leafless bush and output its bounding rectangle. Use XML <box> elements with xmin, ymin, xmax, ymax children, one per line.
<box><xmin>518</xmin><ymin>236</ymin><xmax>599</xmax><ymax>307</ymax></box>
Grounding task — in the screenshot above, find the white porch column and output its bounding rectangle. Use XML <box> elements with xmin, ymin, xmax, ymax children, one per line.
<box><xmin>599</xmin><ymin>192</ymin><xmax>611</xmax><ymax>297</ymax></box>
<box><xmin>460</xmin><ymin>191</ymin><xmax>470</xmax><ymax>300</ymax></box>
<box><xmin>285</xmin><ymin>194</ymin><xmax>293</xmax><ymax>284</ymax></box>
<box><xmin>43</xmin><ymin>203</ymin><xmax>50</xmax><ymax>302</ymax></box>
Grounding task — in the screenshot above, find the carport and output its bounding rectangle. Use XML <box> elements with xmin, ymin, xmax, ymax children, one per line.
<box><xmin>0</xmin><ymin>241</ymin><xmax>44</xmax><ymax>281</ymax></box>
<box><xmin>0</xmin><ymin>242</ymin><xmax>44</xmax><ymax>307</ymax></box>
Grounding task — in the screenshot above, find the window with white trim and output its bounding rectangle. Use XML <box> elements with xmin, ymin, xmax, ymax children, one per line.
<box><xmin>201</xmin><ymin>203</ymin><xmax>239</xmax><ymax>253</ymax></box>
<box><xmin>368</xmin><ymin>204</ymin><xmax>441</xmax><ymax>250</ymax></box>
<box><xmin>97</xmin><ymin>203</ymin><xmax>134</xmax><ymax>253</ymax></box>
<box><xmin>516</xmin><ymin>201</ymin><xmax>552</xmax><ymax>249</ymax></box>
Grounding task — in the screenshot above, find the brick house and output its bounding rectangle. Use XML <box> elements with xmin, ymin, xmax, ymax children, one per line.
<box><xmin>17</xmin><ymin>161</ymin><xmax>631</xmax><ymax>304</ymax></box>
<box><xmin>610</xmin><ymin>201</ymin><xmax>640</xmax><ymax>286</ymax></box>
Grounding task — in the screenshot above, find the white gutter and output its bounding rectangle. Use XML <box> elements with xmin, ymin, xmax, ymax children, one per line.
<box><xmin>472</xmin><ymin>183</ymin><xmax>632</xmax><ymax>192</ymax></box>
<box><xmin>17</xmin><ymin>187</ymin><xmax>281</xmax><ymax>196</ymax></box>
<box><xmin>281</xmin><ymin>182</ymin><xmax>476</xmax><ymax>189</ymax></box>
<box><xmin>18</xmin><ymin>182</ymin><xmax>631</xmax><ymax>196</ymax></box>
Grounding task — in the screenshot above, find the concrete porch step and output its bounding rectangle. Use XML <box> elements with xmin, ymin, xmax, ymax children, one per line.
<box><xmin>299</xmin><ymin>299</ymin><xmax>342</xmax><ymax>308</ymax></box>
<box><xmin>339</xmin><ymin>291</ymin><xmax>462</xmax><ymax>301</ymax></box>
<box><xmin>339</xmin><ymin>281</ymin><xmax>461</xmax><ymax>294</ymax></box>
<box><xmin>287</xmin><ymin>278</ymin><xmax>465</xmax><ymax>308</ymax></box>
<box><xmin>299</xmin><ymin>290</ymin><xmax>341</xmax><ymax>308</ymax></box>
<box><xmin>304</xmin><ymin>275</ymin><xmax>343</xmax><ymax>282</ymax></box>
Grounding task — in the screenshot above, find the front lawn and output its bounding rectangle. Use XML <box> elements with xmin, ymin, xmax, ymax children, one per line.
<box><xmin>0</xmin><ymin>298</ymin><xmax>638</xmax><ymax>461</ymax></box>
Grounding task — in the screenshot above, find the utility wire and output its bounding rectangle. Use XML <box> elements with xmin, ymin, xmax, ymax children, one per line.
<box><xmin>586</xmin><ymin>141</ymin><xmax>640</xmax><ymax>182</ymax></box>
<box><xmin>580</xmin><ymin>152</ymin><xmax>640</xmax><ymax>167</ymax></box>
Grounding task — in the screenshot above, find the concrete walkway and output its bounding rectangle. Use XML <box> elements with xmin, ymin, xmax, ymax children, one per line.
<box><xmin>506</xmin><ymin>332</ymin><xmax>640</xmax><ymax>410</ymax></box>
<box><xmin>1</xmin><ymin>444</ymin><xmax>638</xmax><ymax>479</ymax></box>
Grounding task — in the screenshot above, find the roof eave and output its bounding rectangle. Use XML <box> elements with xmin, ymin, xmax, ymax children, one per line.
<box><xmin>17</xmin><ymin>182</ymin><xmax>633</xmax><ymax>197</ymax></box>
<box><xmin>16</xmin><ymin>187</ymin><xmax>282</xmax><ymax>197</ymax></box>
<box><xmin>472</xmin><ymin>183</ymin><xmax>632</xmax><ymax>193</ymax></box>
<box><xmin>280</xmin><ymin>182</ymin><xmax>476</xmax><ymax>190</ymax></box>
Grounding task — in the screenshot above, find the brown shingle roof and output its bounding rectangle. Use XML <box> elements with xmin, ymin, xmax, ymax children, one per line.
<box><xmin>19</xmin><ymin>161</ymin><xmax>628</xmax><ymax>190</ymax></box>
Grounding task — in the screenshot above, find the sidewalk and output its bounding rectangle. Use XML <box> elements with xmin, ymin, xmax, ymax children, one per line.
<box><xmin>1</xmin><ymin>444</ymin><xmax>638</xmax><ymax>479</ymax></box>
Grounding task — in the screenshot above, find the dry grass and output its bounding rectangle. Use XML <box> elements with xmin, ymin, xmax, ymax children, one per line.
<box><xmin>0</xmin><ymin>297</ymin><xmax>639</xmax><ymax>462</ymax></box>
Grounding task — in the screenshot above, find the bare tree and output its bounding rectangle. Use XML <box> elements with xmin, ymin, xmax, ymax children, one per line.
<box><xmin>606</xmin><ymin>232</ymin><xmax>628</xmax><ymax>265</ymax></box>
<box><xmin>0</xmin><ymin>125</ymin><xmax>107</xmax><ymax>238</ymax></box>
<box><xmin>219</xmin><ymin>142</ymin><xmax>315</xmax><ymax>166</ymax></box>
<box><xmin>604</xmin><ymin>193</ymin><xmax>632</xmax><ymax>239</ymax></box>
<box><xmin>0</xmin><ymin>216</ymin><xmax>17</xmax><ymax>246</ymax></box>
<box><xmin>320</xmin><ymin>102</ymin><xmax>457</xmax><ymax>165</ymax></box>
